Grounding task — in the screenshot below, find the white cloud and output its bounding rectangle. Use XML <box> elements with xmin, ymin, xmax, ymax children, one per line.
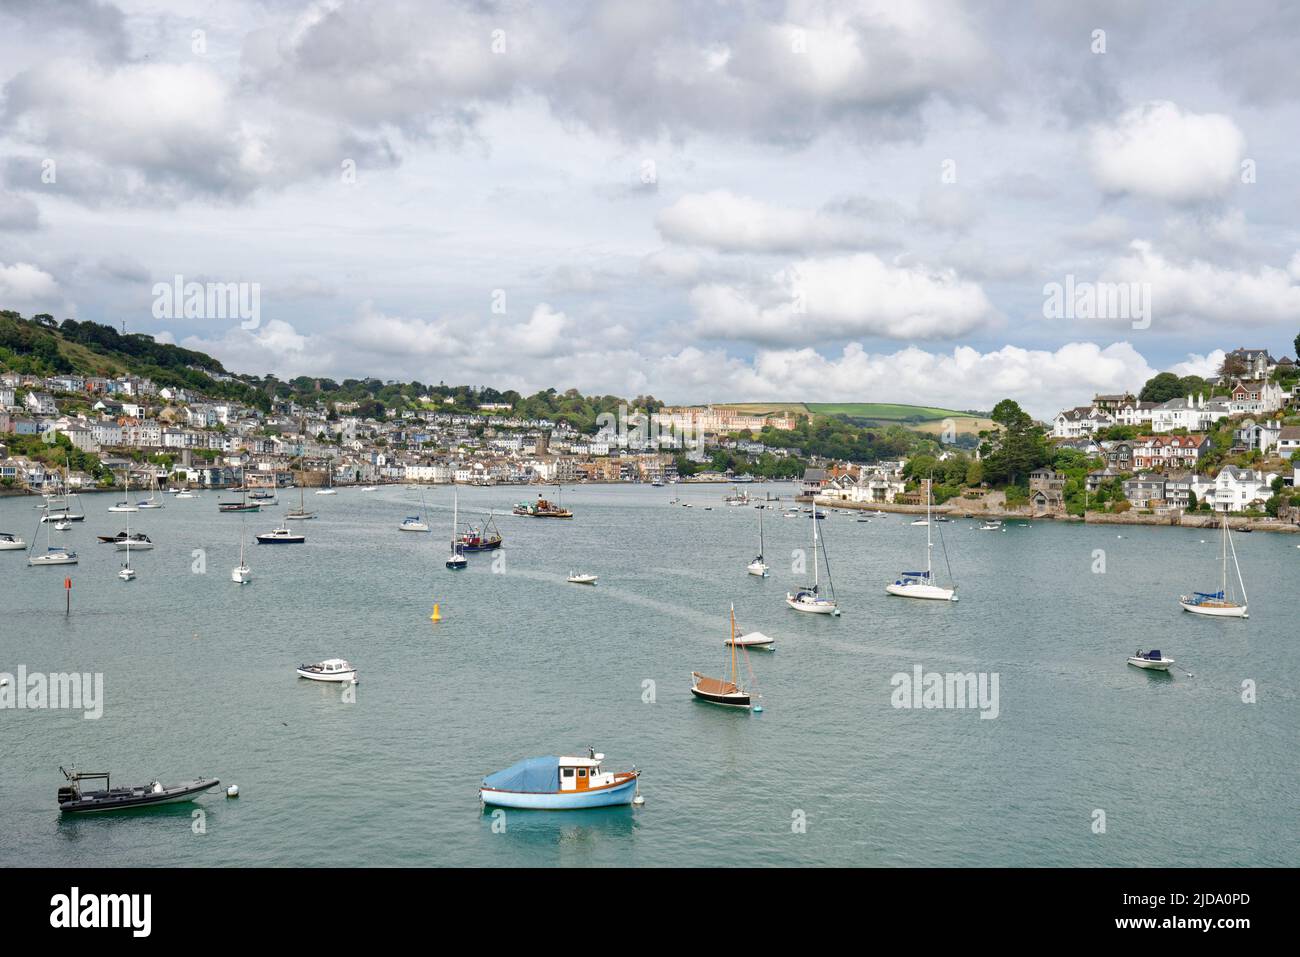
<box><xmin>1168</xmin><ymin>349</ymin><xmax>1226</xmax><ymax>379</ymax></box>
<box><xmin>1104</xmin><ymin>240</ymin><xmax>1300</xmax><ymax>325</ymax></box>
<box><xmin>656</xmin><ymin>191</ymin><xmax>876</xmax><ymax>253</ymax></box>
<box><xmin>1088</xmin><ymin>101</ymin><xmax>1245</xmax><ymax>203</ymax></box>
<box><xmin>689</xmin><ymin>253</ymin><xmax>997</xmax><ymax>343</ymax></box>
<box><xmin>0</xmin><ymin>261</ymin><xmax>59</xmax><ymax>301</ymax></box>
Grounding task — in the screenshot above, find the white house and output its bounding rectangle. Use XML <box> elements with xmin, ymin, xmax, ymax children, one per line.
<box><xmin>1277</xmin><ymin>426</ymin><xmax>1300</xmax><ymax>459</ymax></box>
<box><xmin>1210</xmin><ymin>466</ymin><xmax>1277</xmax><ymax>513</ymax></box>
<box><xmin>1053</xmin><ymin>406</ymin><xmax>1114</xmax><ymax>438</ymax></box>
<box><xmin>1227</xmin><ymin>378</ymin><xmax>1286</xmax><ymax>415</ymax></box>
<box><xmin>1150</xmin><ymin>394</ymin><xmax>1230</xmax><ymax>433</ymax></box>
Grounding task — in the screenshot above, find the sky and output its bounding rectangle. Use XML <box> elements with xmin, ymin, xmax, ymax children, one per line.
<box><xmin>2</xmin><ymin>0</ymin><xmax>1300</xmax><ymax>419</ymax></box>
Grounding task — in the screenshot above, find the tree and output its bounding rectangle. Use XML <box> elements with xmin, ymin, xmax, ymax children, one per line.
<box><xmin>980</xmin><ymin>399</ymin><xmax>1051</xmax><ymax>488</ymax></box>
<box><xmin>1294</xmin><ymin>329</ymin><xmax>1300</xmax><ymax>360</ymax></box>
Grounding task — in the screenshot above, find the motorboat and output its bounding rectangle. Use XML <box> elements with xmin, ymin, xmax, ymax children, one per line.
<box><xmin>256</xmin><ymin>525</ymin><xmax>305</xmax><ymax>544</ymax></box>
<box><xmin>98</xmin><ymin>531</ymin><xmax>151</xmax><ymax>544</ymax></box>
<box><xmin>0</xmin><ymin>532</ymin><xmax>26</xmax><ymax>550</ymax></box>
<box><xmin>479</xmin><ymin>751</ymin><xmax>639</xmax><ymax>810</ymax></box>
<box><xmin>115</xmin><ymin>534</ymin><xmax>154</xmax><ymax>551</ymax></box>
<box><xmin>567</xmin><ymin>573</ymin><xmax>598</xmax><ymax>585</ymax></box>
<box><xmin>296</xmin><ymin>658</ymin><xmax>358</xmax><ymax>683</ymax></box>
<box><xmin>1127</xmin><ymin>649</ymin><xmax>1174</xmax><ymax>671</ymax></box>
<box><xmin>57</xmin><ymin>767</ymin><xmax>220</xmax><ymax>813</ymax></box>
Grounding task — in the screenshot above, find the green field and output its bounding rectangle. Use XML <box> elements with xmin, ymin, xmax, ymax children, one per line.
<box><xmin>805</xmin><ymin>402</ymin><xmax>978</xmax><ymax>420</ymax></box>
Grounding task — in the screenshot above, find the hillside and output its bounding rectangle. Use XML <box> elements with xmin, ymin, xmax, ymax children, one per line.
<box><xmin>715</xmin><ymin>401</ymin><xmax>993</xmax><ymax>436</ymax></box>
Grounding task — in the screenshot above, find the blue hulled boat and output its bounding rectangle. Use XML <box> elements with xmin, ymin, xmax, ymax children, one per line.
<box><xmin>479</xmin><ymin>751</ymin><xmax>639</xmax><ymax>810</ymax></box>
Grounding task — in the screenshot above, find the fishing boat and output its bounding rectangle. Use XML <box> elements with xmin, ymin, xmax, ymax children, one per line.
<box><xmin>1127</xmin><ymin>649</ymin><xmax>1174</xmax><ymax>671</ymax></box>
<box><xmin>747</xmin><ymin>505</ymin><xmax>769</xmax><ymax>577</ymax></box>
<box><xmin>479</xmin><ymin>749</ymin><xmax>640</xmax><ymax>810</ymax></box>
<box><xmin>57</xmin><ymin>767</ymin><xmax>220</xmax><ymax>813</ymax></box>
<box><xmin>0</xmin><ymin>532</ymin><xmax>26</xmax><ymax>550</ymax></box>
<box><xmin>691</xmin><ymin>605</ymin><xmax>756</xmax><ymax>707</ymax></box>
<box><xmin>399</xmin><ymin>516</ymin><xmax>430</xmax><ymax>532</ymax></box>
<box><xmin>458</xmin><ymin>511</ymin><xmax>503</xmax><ymax>550</ymax></box>
<box><xmin>786</xmin><ymin>500</ymin><xmax>839</xmax><ymax>615</ymax></box>
<box><xmin>232</xmin><ymin>521</ymin><xmax>252</xmax><ymax>584</ymax></box>
<box><xmin>256</xmin><ymin>525</ymin><xmax>305</xmax><ymax>544</ymax></box>
<box><xmin>1180</xmin><ymin>518</ymin><xmax>1248</xmax><ymax>618</ymax></box>
<box><xmin>446</xmin><ymin>491</ymin><xmax>468</xmax><ymax>569</ymax></box>
<box><xmin>887</xmin><ymin>478</ymin><xmax>958</xmax><ymax>601</ymax></box>
<box><xmin>513</xmin><ymin>488</ymin><xmax>573</xmax><ymax>518</ymax></box>
<box><xmin>567</xmin><ymin>572</ymin><xmax>598</xmax><ymax>585</ymax></box>
<box><xmin>296</xmin><ymin>658</ymin><xmax>357</xmax><ymax>682</ymax></box>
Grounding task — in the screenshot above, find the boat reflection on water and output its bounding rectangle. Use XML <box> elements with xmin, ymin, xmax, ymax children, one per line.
<box><xmin>479</xmin><ymin>803</ymin><xmax>641</xmax><ymax>847</ymax></box>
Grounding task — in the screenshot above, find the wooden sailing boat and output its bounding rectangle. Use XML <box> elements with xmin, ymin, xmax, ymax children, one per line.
<box><xmin>1180</xmin><ymin>517</ymin><xmax>1248</xmax><ymax>618</ymax></box>
<box><xmin>747</xmin><ymin>505</ymin><xmax>769</xmax><ymax>577</ymax></box>
<box><xmin>886</xmin><ymin>477</ymin><xmax>958</xmax><ymax>601</ymax></box>
<box><xmin>786</xmin><ymin>505</ymin><xmax>839</xmax><ymax>614</ymax></box>
<box><xmin>691</xmin><ymin>605</ymin><xmax>754</xmax><ymax>708</ymax></box>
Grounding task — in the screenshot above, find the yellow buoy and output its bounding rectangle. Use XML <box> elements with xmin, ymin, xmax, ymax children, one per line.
<box><xmin>430</xmin><ymin>602</ymin><xmax>441</xmax><ymax>622</ymax></box>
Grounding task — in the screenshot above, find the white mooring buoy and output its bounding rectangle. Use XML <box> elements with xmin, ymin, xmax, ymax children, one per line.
<box><xmin>226</xmin><ymin>785</ymin><xmax>240</xmax><ymax>798</ymax></box>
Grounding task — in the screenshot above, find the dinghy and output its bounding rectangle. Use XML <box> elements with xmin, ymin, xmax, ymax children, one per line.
<box><xmin>692</xmin><ymin>607</ymin><xmax>756</xmax><ymax>707</ymax></box>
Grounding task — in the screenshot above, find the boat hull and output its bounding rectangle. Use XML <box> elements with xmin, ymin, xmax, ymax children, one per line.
<box><xmin>1179</xmin><ymin>599</ymin><xmax>1247</xmax><ymax>618</ymax></box>
<box><xmin>1128</xmin><ymin>656</ymin><xmax>1173</xmax><ymax>671</ymax></box>
<box><xmin>746</xmin><ymin>562</ymin><xmax>769</xmax><ymax>577</ymax></box>
<box><xmin>480</xmin><ymin>775</ymin><xmax>638</xmax><ymax>810</ymax></box>
<box><xmin>59</xmin><ymin>778</ymin><xmax>220</xmax><ymax>813</ymax></box>
<box><xmin>296</xmin><ymin>668</ymin><xmax>357</xmax><ymax>682</ymax></box>
<box><xmin>28</xmin><ymin>554</ymin><xmax>77</xmax><ymax>565</ymax></box>
<box><xmin>886</xmin><ymin>582</ymin><xmax>957</xmax><ymax>601</ymax></box>
<box><xmin>786</xmin><ymin>594</ymin><xmax>839</xmax><ymax>615</ymax></box>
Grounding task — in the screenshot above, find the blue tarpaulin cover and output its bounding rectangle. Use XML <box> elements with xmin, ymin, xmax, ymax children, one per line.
<box><xmin>482</xmin><ymin>756</ymin><xmax>560</xmax><ymax>792</ymax></box>
<box><xmin>1194</xmin><ymin>590</ymin><xmax>1225</xmax><ymax>599</ymax></box>
<box><xmin>902</xmin><ymin>571</ymin><xmax>929</xmax><ymax>577</ymax></box>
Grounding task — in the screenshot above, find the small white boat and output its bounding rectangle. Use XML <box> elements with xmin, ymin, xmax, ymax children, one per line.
<box><xmin>118</xmin><ymin>564</ymin><xmax>136</xmax><ymax>582</ymax></box>
<box><xmin>979</xmin><ymin>520</ymin><xmax>1002</xmax><ymax>531</ymax></box>
<box><xmin>399</xmin><ymin>516</ymin><xmax>430</xmax><ymax>532</ymax></box>
<box><xmin>107</xmin><ymin>502</ymin><xmax>137</xmax><ymax>513</ymax></box>
<box><xmin>783</xmin><ymin>509</ymin><xmax>798</xmax><ymax>518</ymax></box>
<box><xmin>888</xmin><ymin>479</ymin><xmax>958</xmax><ymax>601</ymax></box>
<box><xmin>787</xmin><ymin>501</ymin><xmax>839</xmax><ymax>615</ymax></box>
<box><xmin>175</xmin><ymin>491</ymin><xmax>195</xmax><ymax>499</ymax></box>
<box><xmin>0</xmin><ymin>532</ymin><xmax>26</xmax><ymax>550</ymax></box>
<box><xmin>29</xmin><ymin>547</ymin><xmax>78</xmax><ymax>566</ymax></box>
<box><xmin>911</xmin><ymin>519</ymin><xmax>929</xmax><ymax>526</ymax></box>
<box><xmin>296</xmin><ymin>658</ymin><xmax>357</xmax><ymax>683</ymax></box>
<box><xmin>315</xmin><ymin>488</ymin><xmax>338</xmax><ymax>496</ymax></box>
<box><xmin>256</xmin><ymin>526</ymin><xmax>305</xmax><ymax>544</ymax></box>
<box><xmin>1180</xmin><ymin>519</ymin><xmax>1248</xmax><ymax>619</ymax></box>
<box><xmin>747</xmin><ymin>507</ymin><xmax>769</xmax><ymax>577</ymax></box>
<box><xmin>567</xmin><ymin>573</ymin><xmax>598</xmax><ymax>585</ymax></box>
<box><xmin>115</xmin><ymin>537</ymin><xmax>154</xmax><ymax>551</ymax></box>
<box><xmin>53</xmin><ymin>520</ymin><xmax>72</xmax><ymax>532</ymax></box>
<box><xmin>232</xmin><ymin>523</ymin><xmax>252</xmax><ymax>584</ymax></box>
<box><xmin>361</xmin><ymin>486</ymin><xmax>378</xmax><ymax>492</ymax></box>
<box><xmin>446</xmin><ymin>491</ymin><xmax>468</xmax><ymax>568</ymax></box>
<box><xmin>1127</xmin><ymin>649</ymin><xmax>1173</xmax><ymax>671</ymax></box>
<box><xmin>725</xmin><ymin>630</ymin><xmax>775</xmax><ymax>651</ymax></box>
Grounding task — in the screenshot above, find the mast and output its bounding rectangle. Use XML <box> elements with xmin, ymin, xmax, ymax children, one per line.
<box><xmin>811</xmin><ymin>503</ymin><xmax>820</xmax><ymax>591</ymax></box>
<box><xmin>926</xmin><ymin>476</ymin><xmax>933</xmax><ymax>578</ymax></box>
<box><xmin>1221</xmin><ymin>516</ymin><xmax>1228</xmax><ymax>597</ymax></box>
<box><xmin>1228</xmin><ymin>520</ymin><xmax>1247</xmax><ymax>606</ymax></box>
<box><xmin>758</xmin><ymin>505</ymin><xmax>764</xmax><ymax>558</ymax></box>
<box><xmin>452</xmin><ymin>488</ymin><xmax>459</xmax><ymax>553</ymax></box>
<box><xmin>729</xmin><ymin>604</ymin><xmax>737</xmax><ymax>685</ymax></box>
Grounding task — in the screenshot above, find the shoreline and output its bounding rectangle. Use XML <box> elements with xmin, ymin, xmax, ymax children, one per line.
<box><xmin>814</xmin><ymin>496</ymin><xmax>1300</xmax><ymax>534</ymax></box>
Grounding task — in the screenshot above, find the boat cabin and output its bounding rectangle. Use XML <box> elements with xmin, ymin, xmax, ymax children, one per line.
<box><xmin>557</xmin><ymin>754</ymin><xmax>617</xmax><ymax>792</ymax></box>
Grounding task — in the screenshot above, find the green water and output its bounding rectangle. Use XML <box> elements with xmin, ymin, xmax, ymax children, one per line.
<box><xmin>0</xmin><ymin>484</ymin><xmax>1295</xmax><ymax>866</ymax></box>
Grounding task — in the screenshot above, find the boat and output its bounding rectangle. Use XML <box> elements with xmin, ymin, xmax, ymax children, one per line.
<box><xmin>783</xmin><ymin>509</ymin><xmax>798</xmax><ymax>518</ymax></box>
<box><xmin>747</xmin><ymin>505</ymin><xmax>769</xmax><ymax>577</ymax></box>
<box><xmin>399</xmin><ymin>516</ymin><xmax>430</xmax><ymax>532</ymax></box>
<box><xmin>285</xmin><ymin>482</ymin><xmax>316</xmax><ymax>520</ymax></box>
<box><xmin>97</xmin><ymin>531</ymin><xmax>151</xmax><ymax>545</ymax></box>
<box><xmin>910</xmin><ymin>519</ymin><xmax>929</xmax><ymax>526</ymax></box>
<box><xmin>232</xmin><ymin>520</ymin><xmax>252</xmax><ymax>584</ymax></box>
<box><xmin>446</xmin><ymin>490</ymin><xmax>468</xmax><ymax>569</ymax></box>
<box><xmin>361</xmin><ymin>486</ymin><xmax>378</xmax><ymax>492</ymax></box>
<box><xmin>315</xmin><ymin>469</ymin><xmax>337</xmax><ymax>495</ymax></box>
<box><xmin>108</xmin><ymin>470</ymin><xmax>138</xmax><ymax>512</ymax></box>
<box><xmin>137</xmin><ymin>488</ymin><xmax>165</xmax><ymax>509</ymax></box>
<box><xmin>117</xmin><ymin>508</ymin><xmax>139</xmax><ymax>580</ymax></box>
<box><xmin>691</xmin><ymin>605</ymin><xmax>756</xmax><ymax>707</ymax></box>
<box><xmin>479</xmin><ymin>749</ymin><xmax>640</xmax><ymax>810</ymax></box>
<box><xmin>0</xmin><ymin>532</ymin><xmax>26</xmax><ymax>550</ymax></box>
<box><xmin>247</xmin><ymin>489</ymin><xmax>276</xmax><ymax>501</ymax></box>
<box><xmin>114</xmin><ymin>534</ymin><xmax>154</xmax><ymax>551</ymax></box>
<box><xmin>117</xmin><ymin>564</ymin><xmax>135</xmax><ymax>581</ymax></box>
<box><xmin>27</xmin><ymin>510</ymin><xmax>77</xmax><ymax>565</ymax></box>
<box><xmin>786</xmin><ymin>499</ymin><xmax>839</xmax><ymax>615</ymax></box>
<box><xmin>724</xmin><ymin>486</ymin><xmax>750</xmax><ymax>506</ymax></box>
<box><xmin>1180</xmin><ymin>518</ymin><xmax>1248</xmax><ymax>618</ymax></box>
<box><xmin>218</xmin><ymin>489</ymin><xmax>260</xmax><ymax>513</ymax></box>
<box><xmin>513</xmin><ymin>488</ymin><xmax>573</xmax><ymax>518</ymax></box>
<box><xmin>256</xmin><ymin>525</ymin><xmax>305</xmax><ymax>544</ymax></box>
<box><xmin>725</xmin><ymin>629</ymin><xmax>775</xmax><ymax>651</ymax></box>
<box><xmin>296</xmin><ymin>658</ymin><xmax>357</xmax><ymax>682</ymax></box>
<box><xmin>57</xmin><ymin>767</ymin><xmax>220</xmax><ymax>813</ymax></box>
<box><xmin>174</xmin><ymin>490</ymin><xmax>195</xmax><ymax>499</ymax></box>
<box><xmin>567</xmin><ymin>573</ymin><xmax>598</xmax><ymax>585</ymax></box>
<box><xmin>1127</xmin><ymin>649</ymin><xmax>1174</xmax><ymax>671</ymax></box>
<box><xmin>979</xmin><ymin>519</ymin><xmax>1002</xmax><ymax>531</ymax></box>
<box><xmin>53</xmin><ymin>519</ymin><xmax>72</xmax><ymax>531</ymax></box>
<box><xmin>458</xmin><ymin>511</ymin><xmax>503</xmax><ymax>551</ymax></box>
<box><xmin>887</xmin><ymin>478</ymin><xmax>958</xmax><ymax>602</ymax></box>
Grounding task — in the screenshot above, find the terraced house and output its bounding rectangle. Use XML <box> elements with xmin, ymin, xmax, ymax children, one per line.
<box><xmin>1131</xmin><ymin>434</ymin><xmax>1211</xmax><ymax>471</ymax></box>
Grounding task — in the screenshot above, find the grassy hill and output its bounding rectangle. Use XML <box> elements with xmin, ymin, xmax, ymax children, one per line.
<box><xmin>714</xmin><ymin>401</ymin><xmax>993</xmax><ymax>436</ymax></box>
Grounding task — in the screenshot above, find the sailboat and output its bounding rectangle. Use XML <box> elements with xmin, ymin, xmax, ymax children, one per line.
<box><xmin>786</xmin><ymin>506</ymin><xmax>839</xmax><ymax>614</ymax></box>
<box><xmin>315</xmin><ymin>466</ymin><xmax>337</xmax><ymax>495</ymax></box>
<box><xmin>400</xmin><ymin>485</ymin><xmax>431</xmax><ymax>532</ymax></box>
<box><xmin>118</xmin><ymin>507</ymin><xmax>136</xmax><ymax>581</ymax></box>
<box><xmin>27</xmin><ymin>508</ymin><xmax>77</xmax><ymax>565</ymax></box>
<box><xmin>137</xmin><ymin>482</ymin><xmax>165</xmax><ymax>509</ymax></box>
<box><xmin>747</xmin><ymin>505</ymin><xmax>769</xmax><ymax>577</ymax></box>
<box><xmin>886</xmin><ymin>478</ymin><xmax>958</xmax><ymax>601</ymax></box>
<box><xmin>108</xmin><ymin>471</ymin><xmax>138</xmax><ymax>512</ymax></box>
<box><xmin>232</xmin><ymin>519</ymin><xmax>252</xmax><ymax>584</ymax></box>
<box><xmin>285</xmin><ymin>481</ymin><xmax>316</xmax><ymax>520</ymax></box>
<box><xmin>446</xmin><ymin>489</ymin><xmax>467</xmax><ymax>569</ymax></box>
<box><xmin>691</xmin><ymin>605</ymin><xmax>755</xmax><ymax>708</ymax></box>
<box><xmin>1180</xmin><ymin>518</ymin><xmax>1248</xmax><ymax>618</ymax></box>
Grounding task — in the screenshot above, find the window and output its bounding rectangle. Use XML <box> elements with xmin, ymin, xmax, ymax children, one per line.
<box><xmin>561</xmin><ymin>768</ymin><xmax>574</xmax><ymax>778</ymax></box>
<box><xmin>577</xmin><ymin>768</ymin><xmax>587</xmax><ymax>778</ymax></box>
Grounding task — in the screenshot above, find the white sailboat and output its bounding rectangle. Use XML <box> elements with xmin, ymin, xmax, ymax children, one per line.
<box><xmin>1179</xmin><ymin>518</ymin><xmax>1247</xmax><ymax>618</ymax></box>
<box><xmin>786</xmin><ymin>508</ymin><xmax>839</xmax><ymax>615</ymax></box>
<box><xmin>118</xmin><ymin>506</ymin><xmax>136</xmax><ymax>581</ymax></box>
<box><xmin>27</xmin><ymin>507</ymin><xmax>77</xmax><ymax>565</ymax></box>
<box><xmin>446</xmin><ymin>489</ymin><xmax>467</xmax><ymax>569</ymax></box>
<box><xmin>887</xmin><ymin>478</ymin><xmax>958</xmax><ymax>602</ymax></box>
<box><xmin>747</xmin><ymin>505</ymin><xmax>769</xmax><ymax>577</ymax></box>
<box><xmin>315</xmin><ymin>465</ymin><xmax>337</xmax><ymax>495</ymax></box>
<box><xmin>108</xmin><ymin>470</ymin><xmax>137</xmax><ymax>512</ymax></box>
<box><xmin>232</xmin><ymin>519</ymin><xmax>252</xmax><ymax>584</ymax></box>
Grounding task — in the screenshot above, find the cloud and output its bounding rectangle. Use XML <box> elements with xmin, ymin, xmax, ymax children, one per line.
<box><xmin>655</xmin><ymin>190</ymin><xmax>881</xmax><ymax>253</ymax></box>
<box><xmin>1168</xmin><ymin>349</ymin><xmax>1226</xmax><ymax>379</ymax></box>
<box><xmin>689</xmin><ymin>253</ymin><xmax>997</xmax><ymax>343</ymax></box>
<box><xmin>1087</xmin><ymin>101</ymin><xmax>1245</xmax><ymax>204</ymax></box>
<box><xmin>1104</xmin><ymin>240</ymin><xmax>1300</xmax><ymax>325</ymax></box>
<box><xmin>0</xmin><ymin>190</ymin><xmax>40</xmax><ymax>230</ymax></box>
<box><xmin>0</xmin><ymin>261</ymin><xmax>59</xmax><ymax>301</ymax></box>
